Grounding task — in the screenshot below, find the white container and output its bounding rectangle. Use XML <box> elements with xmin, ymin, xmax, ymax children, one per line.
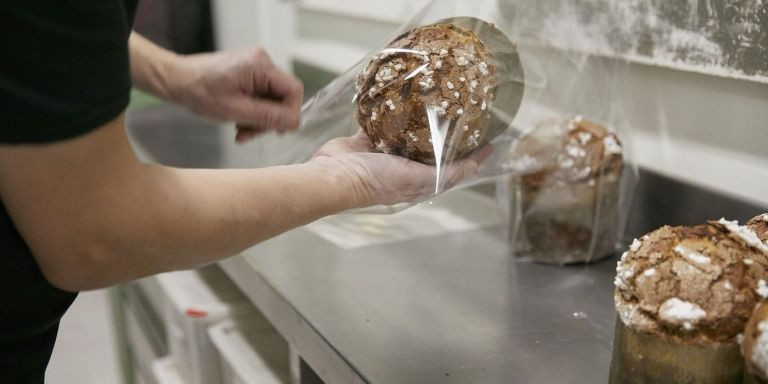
<box><xmin>208</xmin><ymin>319</ymin><xmax>290</xmax><ymax>384</ymax></box>
<box><xmin>157</xmin><ymin>265</ymin><xmax>258</xmax><ymax>384</ymax></box>
<box><xmin>124</xmin><ymin>300</ymin><xmax>165</xmax><ymax>384</ymax></box>
<box><xmin>151</xmin><ymin>357</ymin><xmax>187</xmax><ymax>384</ymax></box>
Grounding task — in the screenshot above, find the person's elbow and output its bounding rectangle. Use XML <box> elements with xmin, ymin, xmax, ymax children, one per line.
<box><xmin>35</xmin><ymin>240</ymin><xmax>123</xmax><ymax>292</ymax></box>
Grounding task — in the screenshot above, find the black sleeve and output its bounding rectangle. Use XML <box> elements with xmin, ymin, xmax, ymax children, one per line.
<box><xmin>0</xmin><ymin>0</ymin><xmax>137</xmax><ymax>144</ymax></box>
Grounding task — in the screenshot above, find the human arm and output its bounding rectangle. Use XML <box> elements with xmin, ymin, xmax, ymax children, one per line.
<box><xmin>128</xmin><ymin>33</ymin><xmax>303</xmax><ymax>141</ymax></box>
<box><xmin>0</xmin><ymin>3</ymin><xmax>485</xmax><ymax>293</ymax></box>
<box><xmin>0</xmin><ymin>114</ymin><xmax>351</xmax><ymax>291</ymax></box>
<box><xmin>0</xmin><ymin>116</ymin><xmax>480</xmax><ymax>292</ymax></box>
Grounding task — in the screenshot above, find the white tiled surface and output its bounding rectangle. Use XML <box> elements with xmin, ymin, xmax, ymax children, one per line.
<box><xmin>46</xmin><ymin>290</ymin><xmax>123</xmax><ymax>384</ymax></box>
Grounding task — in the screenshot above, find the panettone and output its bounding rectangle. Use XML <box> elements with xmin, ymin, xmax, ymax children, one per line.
<box><xmin>610</xmin><ymin>219</ymin><xmax>768</xmax><ymax>383</ymax></box>
<box><xmin>355</xmin><ymin>23</ymin><xmax>500</xmax><ymax>164</ymax></box>
<box><xmin>615</xmin><ymin>221</ymin><xmax>768</xmax><ymax>343</ymax></box>
<box><xmin>505</xmin><ymin>116</ymin><xmax>624</xmax><ymax>264</ymax></box>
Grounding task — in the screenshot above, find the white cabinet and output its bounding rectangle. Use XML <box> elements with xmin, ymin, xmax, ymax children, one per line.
<box><xmin>115</xmin><ymin>265</ymin><xmax>290</xmax><ymax>384</ymax></box>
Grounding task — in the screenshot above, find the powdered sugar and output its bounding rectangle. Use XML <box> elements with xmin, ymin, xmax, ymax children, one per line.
<box><xmin>758</xmin><ymin>279</ymin><xmax>768</xmax><ymax>298</ymax></box>
<box><xmin>718</xmin><ymin>218</ymin><xmax>768</xmax><ymax>254</ymax></box>
<box><xmin>630</xmin><ymin>238</ymin><xmax>642</xmax><ymax>252</ymax></box>
<box><xmin>375</xmin><ymin>67</ymin><xmax>396</xmax><ymax>82</ymax></box>
<box><xmin>603</xmin><ymin>135</ymin><xmax>622</xmax><ymax>156</ymax></box>
<box><xmin>418</xmin><ymin>77</ymin><xmax>435</xmax><ymax>91</ymax></box>
<box><xmin>674</xmin><ymin>244</ymin><xmax>711</xmax><ymax>265</ymax></box>
<box><xmin>577</xmin><ymin>132</ymin><xmax>592</xmax><ymax>145</ymax></box>
<box><xmin>478</xmin><ymin>62</ymin><xmax>490</xmax><ymax>76</ymax></box>
<box><xmin>467</xmin><ymin>130</ymin><xmax>480</xmax><ymax>146</ymax></box>
<box><xmin>559</xmin><ymin>158</ymin><xmax>575</xmax><ymax>169</ymax></box>
<box><xmin>375</xmin><ymin>140</ymin><xmax>391</xmax><ymax>154</ymax></box>
<box><xmin>643</xmin><ymin>268</ymin><xmax>656</xmax><ymax>277</ymax></box>
<box><xmin>614</xmin><ymin>258</ymin><xmax>635</xmax><ymax>289</ymax></box>
<box><xmin>565</xmin><ymin>144</ymin><xmax>586</xmax><ymax>158</ymax></box>
<box><xmin>620</xmin><ymin>251</ymin><xmax>629</xmax><ymax>263</ymax></box>
<box><xmin>616</xmin><ymin>301</ymin><xmax>637</xmax><ymax>326</ymax></box>
<box><xmin>658</xmin><ymin>298</ymin><xmax>707</xmax><ymax>330</ymax></box>
<box><xmin>510</xmin><ymin>154</ymin><xmax>541</xmax><ymax>174</ymax></box>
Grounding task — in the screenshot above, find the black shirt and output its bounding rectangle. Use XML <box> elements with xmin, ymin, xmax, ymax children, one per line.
<box><xmin>0</xmin><ymin>1</ymin><xmax>137</xmax><ymax>382</ymax></box>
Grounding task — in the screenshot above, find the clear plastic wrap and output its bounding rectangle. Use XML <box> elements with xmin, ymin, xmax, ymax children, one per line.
<box><xmin>488</xmin><ymin>0</ymin><xmax>639</xmax><ymax>264</ymax></box>
<box><xmin>258</xmin><ymin>2</ymin><xmax>519</xmax><ymax>213</ymax></box>
<box><xmin>262</xmin><ymin>0</ymin><xmax>637</xmax><ymax>216</ymax></box>
<box><xmin>497</xmin><ymin>114</ymin><xmax>635</xmax><ymax>265</ymax></box>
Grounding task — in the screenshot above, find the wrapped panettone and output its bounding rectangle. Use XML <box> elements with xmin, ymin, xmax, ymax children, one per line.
<box><xmin>505</xmin><ymin>116</ymin><xmax>624</xmax><ymax>264</ymax></box>
<box><xmin>355</xmin><ymin>22</ymin><xmax>501</xmax><ymax>164</ymax></box>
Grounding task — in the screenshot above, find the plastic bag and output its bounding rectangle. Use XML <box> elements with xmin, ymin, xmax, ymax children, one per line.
<box><xmin>497</xmin><ymin>114</ymin><xmax>636</xmax><ymax>265</ymax></box>
<box><xmin>260</xmin><ymin>1</ymin><xmax>530</xmax><ymax>213</ymax></box>
<box><xmin>264</xmin><ymin>0</ymin><xmax>636</xmax><ymax>217</ymax></box>
<box><xmin>489</xmin><ymin>0</ymin><xmax>639</xmax><ymax>264</ymax></box>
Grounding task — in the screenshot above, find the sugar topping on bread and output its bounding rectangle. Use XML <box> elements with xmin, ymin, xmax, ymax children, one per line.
<box><xmin>747</xmin><ymin>214</ymin><xmax>768</xmax><ymax>244</ymax></box>
<box><xmin>513</xmin><ymin>117</ymin><xmax>624</xmax><ymax>189</ymax></box>
<box><xmin>615</xmin><ymin>220</ymin><xmax>768</xmax><ymax>344</ymax></box>
<box><xmin>355</xmin><ymin>23</ymin><xmax>500</xmax><ymax>164</ymax></box>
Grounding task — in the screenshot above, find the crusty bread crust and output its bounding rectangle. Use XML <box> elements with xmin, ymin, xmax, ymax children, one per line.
<box><xmin>355</xmin><ymin>23</ymin><xmax>499</xmax><ymax>164</ymax></box>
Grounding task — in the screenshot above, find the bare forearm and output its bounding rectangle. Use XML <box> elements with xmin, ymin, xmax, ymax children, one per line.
<box><xmin>0</xmin><ymin>115</ymin><xmax>360</xmax><ymax>291</ymax></box>
<box><xmin>76</xmin><ymin>161</ymin><xmax>354</xmax><ymax>289</ymax></box>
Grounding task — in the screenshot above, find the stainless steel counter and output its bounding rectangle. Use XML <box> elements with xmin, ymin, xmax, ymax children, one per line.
<box><xmin>219</xmin><ymin>194</ymin><xmax>617</xmax><ymax>384</ymax></box>
<box><xmin>128</xmin><ymin>106</ymin><xmax>766</xmax><ymax>384</ymax></box>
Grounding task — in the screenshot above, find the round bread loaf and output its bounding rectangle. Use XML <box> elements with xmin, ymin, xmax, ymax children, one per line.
<box><xmin>743</xmin><ymin>302</ymin><xmax>768</xmax><ymax>381</ymax></box>
<box><xmin>514</xmin><ymin>116</ymin><xmax>624</xmax><ymax>189</ymax></box>
<box><xmin>614</xmin><ymin>219</ymin><xmax>768</xmax><ymax>344</ymax></box>
<box><xmin>355</xmin><ymin>23</ymin><xmax>499</xmax><ymax>164</ymax></box>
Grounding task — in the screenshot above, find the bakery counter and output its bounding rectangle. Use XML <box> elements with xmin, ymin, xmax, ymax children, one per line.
<box><xmin>126</xmin><ymin>105</ymin><xmax>766</xmax><ymax>384</ymax></box>
<box><xmin>219</xmin><ymin>191</ymin><xmax>618</xmax><ymax>384</ymax></box>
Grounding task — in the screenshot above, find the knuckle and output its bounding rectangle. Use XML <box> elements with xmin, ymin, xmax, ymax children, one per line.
<box><xmin>251</xmin><ymin>47</ymin><xmax>272</xmax><ymax>65</ymax></box>
<box><xmin>292</xmin><ymin>79</ymin><xmax>305</xmax><ymax>95</ymax></box>
<box><xmin>250</xmin><ymin>47</ymin><xmax>265</xmax><ymax>59</ymax></box>
<box><xmin>263</xmin><ymin>108</ymin><xmax>286</xmax><ymax>129</ymax></box>
<box><xmin>287</xmin><ymin>112</ymin><xmax>301</xmax><ymax>129</ymax></box>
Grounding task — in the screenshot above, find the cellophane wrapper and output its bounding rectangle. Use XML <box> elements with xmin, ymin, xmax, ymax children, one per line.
<box><xmin>263</xmin><ymin>0</ymin><xmax>638</xmax><ymax>215</ymax></box>
<box><xmin>489</xmin><ymin>0</ymin><xmax>639</xmax><ymax>263</ymax></box>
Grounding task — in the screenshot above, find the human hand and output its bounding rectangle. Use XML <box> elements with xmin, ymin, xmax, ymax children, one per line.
<box><xmin>168</xmin><ymin>48</ymin><xmax>304</xmax><ymax>142</ymax></box>
<box><xmin>308</xmin><ymin>132</ymin><xmax>492</xmax><ymax>207</ymax></box>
